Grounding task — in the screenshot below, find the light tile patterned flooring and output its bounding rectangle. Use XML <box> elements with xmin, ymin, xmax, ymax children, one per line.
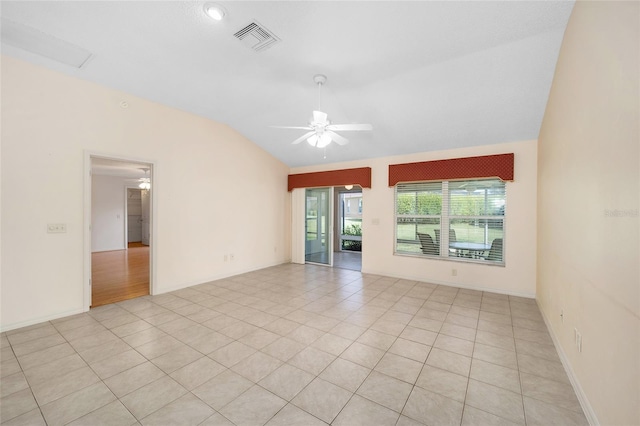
<box><xmin>1</xmin><ymin>264</ymin><xmax>588</xmax><ymax>426</ymax></box>
<box><xmin>332</xmin><ymin>252</ymin><xmax>362</xmax><ymax>272</ymax></box>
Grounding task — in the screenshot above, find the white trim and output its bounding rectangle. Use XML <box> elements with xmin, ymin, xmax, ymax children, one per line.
<box><xmin>329</xmin><ymin>186</ymin><xmax>334</xmax><ymax>267</ymax></box>
<box><xmin>291</xmin><ymin>188</ymin><xmax>305</xmax><ymax>264</ymax></box>
<box><xmin>0</xmin><ymin>308</ymin><xmax>85</xmax><ymax>333</ymax></box>
<box><xmin>537</xmin><ymin>301</ymin><xmax>600</xmax><ymax>426</ymax></box>
<box><xmin>362</xmin><ymin>267</ymin><xmax>535</xmax><ymax>298</ymax></box>
<box><xmin>83</xmin><ymin>151</ymin><xmax>92</xmax><ymax>311</ymax></box>
<box><xmin>91</xmin><ymin>248</ymin><xmax>128</xmax><ymax>253</ymax></box>
<box><xmin>84</xmin><ymin>150</ymin><xmax>157</xmax><ymax>312</ymax></box>
<box><xmin>155</xmin><ymin>259</ymin><xmax>290</xmax><ymax>294</ymax></box>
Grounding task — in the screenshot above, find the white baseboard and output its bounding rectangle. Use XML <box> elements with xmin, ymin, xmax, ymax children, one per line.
<box><xmin>362</xmin><ymin>267</ymin><xmax>536</xmax><ymax>299</ymax></box>
<box><xmin>154</xmin><ymin>258</ymin><xmax>290</xmax><ymax>295</ymax></box>
<box><xmin>1</xmin><ymin>259</ymin><xmax>292</xmax><ymax>333</ymax></box>
<box><xmin>0</xmin><ymin>307</ymin><xmax>85</xmax><ymax>333</ymax></box>
<box><xmin>91</xmin><ymin>245</ymin><xmax>127</xmax><ymax>253</ymax></box>
<box><xmin>536</xmin><ymin>300</ymin><xmax>600</xmax><ymax>426</ymax></box>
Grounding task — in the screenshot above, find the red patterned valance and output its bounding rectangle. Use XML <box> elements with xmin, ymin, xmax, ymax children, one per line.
<box><xmin>288</xmin><ymin>167</ymin><xmax>372</xmax><ymax>192</ymax></box>
<box><xmin>389</xmin><ymin>153</ymin><xmax>514</xmax><ymax>186</ymax></box>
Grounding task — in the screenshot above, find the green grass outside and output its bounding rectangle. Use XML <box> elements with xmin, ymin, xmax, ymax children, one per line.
<box><xmin>307</xmin><ymin>218</ymin><xmax>363</xmax><ymax>240</ymax></box>
<box><xmin>397</xmin><ymin>222</ymin><xmax>503</xmax><ymax>254</ymax></box>
<box><xmin>343</xmin><ymin>218</ymin><xmax>362</xmax><ymax>232</ymax></box>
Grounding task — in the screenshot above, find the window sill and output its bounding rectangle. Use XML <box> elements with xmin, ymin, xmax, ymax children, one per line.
<box><xmin>393</xmin><ymin>251</ymin><xmax>505</xmax><ymax>267</ymax></box>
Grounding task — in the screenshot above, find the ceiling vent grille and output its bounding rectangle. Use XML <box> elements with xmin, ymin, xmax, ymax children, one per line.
<box><xmin>233</xmin><ymin>21</ymin><xmax>280</xmax><ymax>52</ymax></box>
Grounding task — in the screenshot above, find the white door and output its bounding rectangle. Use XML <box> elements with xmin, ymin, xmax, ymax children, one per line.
<box><xmin>141</xmin><ymin>189</ymin><xmax>150</xmax><ymax>246</ymax></box>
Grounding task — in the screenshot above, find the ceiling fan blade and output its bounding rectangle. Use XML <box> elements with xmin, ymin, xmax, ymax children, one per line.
<box><xmin>327</xmin><ymin>123</ymin><xmax>373</xmax><ymax>131</ymax></box>
<box><xmin>326</xmin><ymin>130</ymin><xmax>349</xmax><ymax>146</ymax></box>
<box><xmin>312</xmin><ymin>110</ymin><xmax>328</xmax><ymax>124</ymax></box>
<box><xmin>270</xmin><ymin>125</ymin><xmax>313</xmax><ymax>130</ymax></box>
<box><xmin>291</xmin><ymin>131</ymin><xmax>315</xmax><ymax>145</ymax></box>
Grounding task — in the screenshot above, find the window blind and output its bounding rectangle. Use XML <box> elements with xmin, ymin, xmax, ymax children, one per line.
<box><xmin>395</xmin><ymin>179</ymin><xmax>505</xmax><ymax>264</ymax></box>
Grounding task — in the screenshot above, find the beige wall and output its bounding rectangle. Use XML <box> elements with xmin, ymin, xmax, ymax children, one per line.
<box><xmin>91</xmin><ymin>174</ymin><xmax>129</xmax><ymax>252</ymax></box>
<box><xmin>292</xmin><ymin>139</ymin><xmax>538</xmax><ymax>297</ymax></box>
<box><xmin>1</xmin><ymin>56</ymin><xmax>291</xmax><ymax>331</ymax></box>
<box><xmin>537</xmin><ymin>1</ymin><xmax>639</xmax><ymax>425</ymax></box>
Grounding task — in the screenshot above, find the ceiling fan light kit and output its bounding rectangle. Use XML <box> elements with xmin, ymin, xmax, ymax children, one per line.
<box><xmin>138</xmin><ymin>168</ymin><xmax>151</xmax><ymax>190</ymax></box>
<box><xmin>271</xmin><ymin>74</ymin><xmax>372</xmax><ymax>149</ymax></box>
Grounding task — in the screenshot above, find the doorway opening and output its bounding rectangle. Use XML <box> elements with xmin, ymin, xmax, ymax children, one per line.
<box><xmin>126</xmin><ymin>187</ymin><xmax>150</xmax><ymax>247</ymax></box>
<box><xmin>301</xmin><ymin>186</ymin><xmax>363</xmax><ymax>271</ymax></box>
<box><xmin>334</xmin><ymin>187</ymin><xmax>362</xmax><ymax>271</ymax></box>
<box><xmin>87</xmin><ymin>156</ymin><xmax>153</xmax><ymax>308</ymax></box>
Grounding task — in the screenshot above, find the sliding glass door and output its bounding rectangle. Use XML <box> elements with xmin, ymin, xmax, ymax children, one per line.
<box><xmin>305</xmin><ymin>187</ymin><xmax>332</xmax><ymax>265</ymax></box>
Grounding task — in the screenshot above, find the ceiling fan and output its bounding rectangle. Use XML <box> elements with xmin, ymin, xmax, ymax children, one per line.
<box><xmin>138</xmin><ymin>168</ymin><xmax>150</xmax><ymax>190</ymax></box>
<box><xmin>271</xmin><ymin>74</ymin><xmax>372</xmax><ymax>148</ymax></box>
<box><xmin>456</xmin><ymin>180</ymin><xmax>504</xmax><ymax>192</ymax></box>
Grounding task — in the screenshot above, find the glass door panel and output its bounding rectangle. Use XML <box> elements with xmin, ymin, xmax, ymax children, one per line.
<box><xmin>305</xmin><ymin>187</ymin><xmax>331</xmax><ymax>265</ymax></box>
<box><xmin>339</xmin><ymin>191</ymin><xmax>363</xmax><ymax>252</ymax></box>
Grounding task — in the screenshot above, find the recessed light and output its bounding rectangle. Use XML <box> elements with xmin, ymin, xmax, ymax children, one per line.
<box><xmin>204</xmin><ymin>3</ymin><xmax>226</xmax><ymax>21</ymax></box>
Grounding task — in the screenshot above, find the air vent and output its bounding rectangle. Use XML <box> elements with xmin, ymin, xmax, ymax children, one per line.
<box><xmin>233</xmin><ymin>21</ymin><xmax>280</xmax><ymax>52</ymax></box>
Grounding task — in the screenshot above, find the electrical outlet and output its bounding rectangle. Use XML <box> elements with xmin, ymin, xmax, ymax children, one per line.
<box><xmin>230</xmin><ymin>253</ymin><xmax>235</xmax><ymax>261</ymax></box>
<box><xmin>224</xmin><ymin>254</ymin><xmax>228</xmax><ymax>262</ymax></box>
<box><xmin>451</xmin><ymin>269</ymin><xmax>457</xmax><ymax>276</ymax></box>
<box><xmin>47</xmin><ymin>223</ymin><xmax>67</xmax><ymax>233</ymax></box>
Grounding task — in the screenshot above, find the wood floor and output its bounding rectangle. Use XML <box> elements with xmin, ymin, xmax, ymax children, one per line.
<box><xmin>91</xmin><ymin>243</ymin><xmax>149</xmax><ymax>307</ymax></box>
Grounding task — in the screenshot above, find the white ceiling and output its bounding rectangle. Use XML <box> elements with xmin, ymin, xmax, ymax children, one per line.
<box><xmin>1</xmin><ymin>1</ymin><xmax>574</xmax><ymax>167</ymax></box>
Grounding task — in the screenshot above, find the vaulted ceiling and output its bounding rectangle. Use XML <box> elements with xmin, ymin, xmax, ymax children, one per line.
<box><xmin>1</xmin><ymin>1</ymin><xmax>574</xmax><ymax>167</ymax></box>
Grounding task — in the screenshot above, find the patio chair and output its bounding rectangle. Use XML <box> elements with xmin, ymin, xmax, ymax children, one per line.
<box><xmin>434</xmin><ymin>228</ymin><xmax>458</xmax><ymax>255</ymax></box>
<box><xmin>485</xmin><ymin>238</ymin><xmax>503</xmax><ymax>261</ymax></box>
<box><xmin>417</xmin><ymin>232</ymin><xmax>438</xmax><ymax>255</ymax></box>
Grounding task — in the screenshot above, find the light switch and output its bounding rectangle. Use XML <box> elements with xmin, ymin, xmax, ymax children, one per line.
<box><xmin>47</xmin><ymin>223</ymin><xmax>67</xmax><ymax>233</ymax></box>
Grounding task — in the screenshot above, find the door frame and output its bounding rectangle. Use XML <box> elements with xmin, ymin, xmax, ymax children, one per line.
<box><xmin>335</xmin><ymin>187</ymin><xmax>363</xmax><ymax>253</ymax></box>
<box><xmin>83</xmin><ymin>151</ymin><xmax>157</xmax><ymax>311</ymax></box>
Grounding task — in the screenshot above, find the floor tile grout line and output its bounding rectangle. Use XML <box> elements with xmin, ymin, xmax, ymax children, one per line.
<box><xmin>1</xmin><ymin>265</ymin><xmax>585</xmax><ymax>426</ymax></box>
<box><xmin>22</xmin><ymin>318</ymin><xmax>134</xmax><ymax>425</ymax></box>
<box><xmin>458</xmin><ymin>312</ymin><xmax>478</xmax><ymax>426</ymax></box>
<box><xmin>510</xmin><ymin>299</ymin><xmax>529</xmax><ymax>426</ymax></box>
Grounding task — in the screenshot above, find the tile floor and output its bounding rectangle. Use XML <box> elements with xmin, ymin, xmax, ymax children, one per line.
<box><xmin>331</xmin><ymin>252</ymin><xmax>362</xmax><ymax>272</ymax></box>
<box><xmin>0</xmin><ymin>264</ymin><xmax>588</xmax><ymax>426</ymax></box>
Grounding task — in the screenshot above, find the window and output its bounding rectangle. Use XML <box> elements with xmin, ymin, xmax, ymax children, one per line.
<box><xmin>395</xmin><ymin>179</ymin><xmax>505</xmax><ymax>264</ymax></box>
